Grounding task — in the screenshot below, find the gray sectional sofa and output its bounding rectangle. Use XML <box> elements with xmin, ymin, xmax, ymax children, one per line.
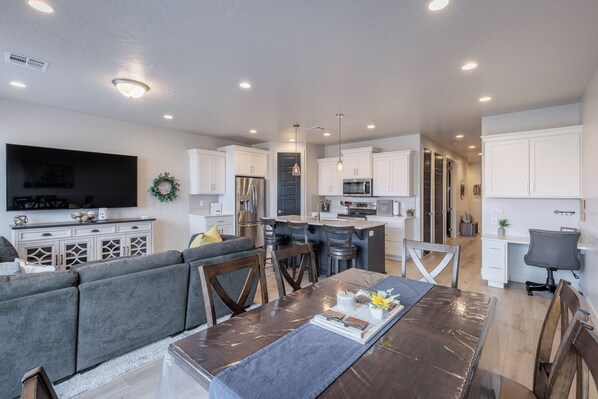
<box><xmin>0</xmin><ymin>235</ymin><xmax>260</xmax><ymax>399</ymax></box>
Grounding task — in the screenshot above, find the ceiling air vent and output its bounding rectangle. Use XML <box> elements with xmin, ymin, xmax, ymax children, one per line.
<box><xmin>4</xmin><ymin>51</ymin><xmax>49</xmax><ymax>71</ymax></box>
<box><xmin>308</xmin><ymin>126</ymin><xmax>326</xmax><ymax>131</ymax></box>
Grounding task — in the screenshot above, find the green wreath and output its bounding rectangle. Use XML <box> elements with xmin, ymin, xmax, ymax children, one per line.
<box><xmin>149</xmin><ymin>172</ymin><xmax>180</xmax><ymax>202</ymax></box>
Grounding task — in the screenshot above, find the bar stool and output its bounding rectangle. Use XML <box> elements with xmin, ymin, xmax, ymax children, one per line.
<box><xmin>287</xmin><ymin>221</ymin><xmax>320</xmax><ymax>281</ymax></box>
<box><xmin>260</xmin><ymin>218</ymin><xmax>289</xmax><ymax>267</ymax></box>
<box><xmin>323</xmin><ymin>225</ymin><xmax>357</xmax><ymax>276</ymax></box>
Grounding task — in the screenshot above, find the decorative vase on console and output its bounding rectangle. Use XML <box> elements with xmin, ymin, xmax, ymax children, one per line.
<box><xmin>498</xmin><ymin>219</ymin><xmax>510</xmax><ymax>237</ymax></box>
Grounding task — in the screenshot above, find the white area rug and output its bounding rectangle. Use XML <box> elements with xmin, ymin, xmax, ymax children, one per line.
<box><xmin>54</xmin><ymin>324</ymin><xmax>207</xmax><ymax>398</ymax></box>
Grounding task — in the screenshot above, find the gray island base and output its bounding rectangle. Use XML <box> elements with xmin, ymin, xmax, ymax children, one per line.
<box><xmin>274</xmin><ymin>216</ymin><xmax>386</xmax><ymax>276</ymax></box>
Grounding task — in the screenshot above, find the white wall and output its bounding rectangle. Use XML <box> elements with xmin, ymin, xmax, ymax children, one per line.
<box><xmin>580</xmin><ymin>65</ymin><xmax>598</xmax><ymax>317</ymax></box>
<box><xmin>467</xmin><ymin>162</ymin><xmax>482</xmax><ymax>228</ymax></box>
<box><xmin>0</xmin><ymin>99</ymin><xmax>236</xmax><ymax>251</ymax></box>
<box><xmin>481</xmin><ymin>103</ymin><xmax>582</xmax><ymax>236</ymax></box>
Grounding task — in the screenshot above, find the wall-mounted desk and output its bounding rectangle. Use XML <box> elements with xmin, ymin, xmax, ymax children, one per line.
<box><xmin>481</xmin><ymin>233</ymin><xmax>586</xmax><ymax>289</ymax></box>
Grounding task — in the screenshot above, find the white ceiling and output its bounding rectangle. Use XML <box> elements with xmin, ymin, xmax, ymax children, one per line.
<box><xmin>2</xmin><ymin>1</ymin><xmax>598</xmax><ymax>161</ymax></box>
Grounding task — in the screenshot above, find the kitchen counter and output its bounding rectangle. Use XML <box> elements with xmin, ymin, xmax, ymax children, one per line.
<box><xmin>275</xmin><ymin>215</ymin><xmax>386</xmax><ymax>230</ymax></box>
<box><xmin>274</xmin><ymin>216</ymin><xmax>386</xmax><ymax>275</ymax></box>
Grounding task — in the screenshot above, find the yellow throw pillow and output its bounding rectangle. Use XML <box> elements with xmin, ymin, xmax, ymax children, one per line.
<box><xmin>204</xmin><ymin>225</ymin><xmax>223</xmax><ymax>242</ymax></box>
<box><xmin>190</xmin><ymin>233</ymin><xmax>219</xmax><ymax>248</ymax></box>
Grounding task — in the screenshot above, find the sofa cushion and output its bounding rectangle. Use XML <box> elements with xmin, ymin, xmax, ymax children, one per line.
<box><xmin>75</xmin><ymin>250</ymin><xmax>183</xmax><ymax>283</ymax></box>
<box><xmin>182</xmin><ymin>236</ymin><xmax>254</xmax><ymax>264</ymax></box>
<box><xmin>0</xmin><ymin>271</ymin><xmax>78</xmax><ymax>302</ymax></box>
<box><xmin>0</xmin><ymin>236</ymin><xmax>18</xmax><ymax>262</ymax></box>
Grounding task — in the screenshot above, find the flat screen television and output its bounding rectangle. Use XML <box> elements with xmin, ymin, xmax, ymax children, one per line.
<box><xmin>6</xmin><ymin>144</ymin><xmax>138</xmax><ymax>211</ymax></box>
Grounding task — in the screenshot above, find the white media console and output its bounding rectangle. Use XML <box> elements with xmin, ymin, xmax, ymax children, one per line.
<box><xmin>11</xmin><ymin>218</ymin><xmax>155</xmax><ymax>270</ymax></box>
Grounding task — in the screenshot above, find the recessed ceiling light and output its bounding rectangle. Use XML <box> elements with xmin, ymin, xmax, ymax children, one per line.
<box><xmin>468</xmin><ymin>145</ymin><xmax>476</xmax><ymax>149</ymax></box>
<box><xmin>290</xmin><ymin>139</ymin><xmax>295</xmax><ymax>142</ymax></box>
<box><xmin>112</xmin><ymin>78</ymin><xmax>149</xmax><ymax>99</ymax></box>
<box><xmin>367</xmin><ymin>124</ymin><xmax>376</xmax><ymax>129</ymax></box>
<box><xmin>479</xmin><ymin>96</ymin><xmax>492</xmax><ymax>102</ymax></box>
<box><xmin>9</xmin><ymin>81</ymin><xmax>27</xmax><ymax>88</ymax></box>
<box><xmin>478</xmin><ymin>152</ymin><xmax>482</xmax><ymax>156</ymax></box>
<box><xmin>249</xmin><ymin>129</ymin><xmax>257</xmax><ymax>134</ymax></box>
<box><xmin>452</xmin><ymin>142</ymin><xmax>459</xmax><ymax>146</ymax></box>
<box><xmin>323</xmin><ymin>132</ymin><xmax>331</xmax><ymax>137</ymax></box>
<box><xmin>239</xmin><ymin>81</ymin><xmax>252</xmax><ymax>89</ymax></box>
<box><xmin>428</xmin><ymin>0</ymin><xmax>449</xmax><ymax>11</ymax></box>
<box><xmin>28</xmin><ymin>0</ymin><xmax>54</xmax><ymax>13</ymax></box>
<box><xmin>163</xmin><ymin>114</ymin><xmax>173</xmax><ymax>120</ymax></box>
<box><xmin>455</xmin><ymin>134</ymin><xmax>464</xmax><ymax>138</ymax></box>
<box><xmin>461</xmin><ymin>62</ymin><xmax>478</xmax><ymax>71</ymax></box>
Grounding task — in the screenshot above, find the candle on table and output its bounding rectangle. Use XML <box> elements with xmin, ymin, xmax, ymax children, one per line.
<box><xmin>336</xmin><ymin>290</ymin><xmax>356</xmax><ymax>312</ymax></box>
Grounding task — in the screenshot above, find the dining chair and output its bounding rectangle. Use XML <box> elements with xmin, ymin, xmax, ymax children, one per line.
<box><xmin>524</xmin><ymin>229</ymin><xmax>581</xmax><ymax>296</ymax></box>
<box><xmin>198</xmin><ymin>253</ymin><xmax>268</xmax><ymax>327</ymax></box>
<box><xmin>401</xmin><ymin>239</ymin><xmax>461</xmax><ymax>288</ymax></box>
<box><xmin>271</xmin><ymin>243</ymin><xmax>318</xmax><ymax>297</ymax></box>
<box><xmin>21</xmin><ymin>366</ymin><xmax>58</xmax><ymax>399</ymax></box>
<box><xmin>544</xmin><ymin>315</ymin><xmax>598</xmax><ymax>398</ymax></box>
<box><xmin>499</xmin><ymin>280</ymin><xmax>591</xmax><ymax>399</ymax></box>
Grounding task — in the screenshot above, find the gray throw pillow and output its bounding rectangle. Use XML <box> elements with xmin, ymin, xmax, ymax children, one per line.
<box><xmin>0</xmin><ymin>236</ymin><xmax>19</xmax><ymax>263</ymax></box>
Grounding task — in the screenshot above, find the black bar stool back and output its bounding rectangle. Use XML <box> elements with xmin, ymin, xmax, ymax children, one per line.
<box><xmin>323</xmin><ymin>225</ymin><xmax>357</xmax><ymax>276</ymax></box>
<box><xmin>287</xmin><ymin>221</ymin><xmax>320</xmax><ymax>280</ymax></box>
<box><xmin>260</xmin><ymin>218</ymin><xmax>289</xmax><ymax>266</ymax></box>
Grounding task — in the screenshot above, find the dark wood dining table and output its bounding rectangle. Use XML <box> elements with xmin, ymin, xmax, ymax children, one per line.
<box><xmin>158</xmin><ymin>268</ymin><xmax>500</xmax><ymax>398</ymax></box>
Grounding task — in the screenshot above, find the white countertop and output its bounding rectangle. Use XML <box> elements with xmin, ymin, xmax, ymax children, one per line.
<box><xmin>189</xmin><ymin>213</ymin><xmax>234</xmax><ymax>217</ymax></box>
<box><xmin>482</xmin><ymin>233</ymin><xmax>588</xmax><ymax>250</ymax></box>
<box><xmin>275</xmin><ymin>215</ymin><xmax>386</xmax><ymax>230</ymax></box>
<box><xmin>312</xmin><ymin>212</ymin><xmax>415</xmax><ymax>220</ymax></box>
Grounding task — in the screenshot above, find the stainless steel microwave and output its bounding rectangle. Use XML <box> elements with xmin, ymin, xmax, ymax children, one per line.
<box><xmin>343</xmin><ymin>179</ymin><xmax>373</xmax><ymax>197</ymax></box>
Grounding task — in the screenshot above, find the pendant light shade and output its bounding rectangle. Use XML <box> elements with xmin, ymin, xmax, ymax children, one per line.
<box><xmin>292</xmin><ymin>123</ymin><xmax>301</xmax><ymax>176</ymax></box>
<box><xmin>336</xmin><ymin>113</ymin><xmax>344</xmax><ymax>172</ymax></box>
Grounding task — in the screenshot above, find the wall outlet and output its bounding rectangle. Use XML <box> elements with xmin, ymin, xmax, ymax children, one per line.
<box><xmin>199</xmin><ymin>200</ymin><xmax>204</xmax><ymax>207</ymax></box>
<box><xmin>369</xmin><ymin>230</ymin><xmax>374</xmax><ymax>237</ymax></box>
<box><xmin>491</xmin><ymin>217</ymin><xmax>498</xmax><ymax>225</ymax></box>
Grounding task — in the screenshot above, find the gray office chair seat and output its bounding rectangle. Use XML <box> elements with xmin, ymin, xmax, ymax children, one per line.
<box><xmin>524</xmin><ymin>229</ymin><xmax>581</xmax><ymax>296</ymax></box>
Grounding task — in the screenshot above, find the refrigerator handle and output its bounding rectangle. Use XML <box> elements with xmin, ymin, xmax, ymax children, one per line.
<box><xmin>252</xmin><ymin>185</ymin><xmax>257</xmax><ymax>214</ymax></box>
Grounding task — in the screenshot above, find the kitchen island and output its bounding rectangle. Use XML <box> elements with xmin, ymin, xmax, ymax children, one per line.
<box><xmin>274</xmin><ymin>216</ymin><xmax>386</xmax><ymax>275</ymax></box>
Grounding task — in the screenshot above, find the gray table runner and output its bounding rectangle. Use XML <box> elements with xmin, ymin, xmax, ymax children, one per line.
<box><xmin>209</xmin><ymin>276</ymin><xmax>433</xmax><ymax>399</ymax></box>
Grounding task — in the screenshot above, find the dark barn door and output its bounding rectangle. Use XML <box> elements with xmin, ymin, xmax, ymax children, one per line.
<box><xmin>277</xmin><ymin>153</ymin><xmax>301</xmax><ymax>216</ymax></box>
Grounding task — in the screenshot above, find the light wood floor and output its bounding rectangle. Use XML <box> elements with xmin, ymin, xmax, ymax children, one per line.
<box><xmin>74</xmin><ymin>235</ymin><xmax>584</xmax><ymax>398</ymax></box>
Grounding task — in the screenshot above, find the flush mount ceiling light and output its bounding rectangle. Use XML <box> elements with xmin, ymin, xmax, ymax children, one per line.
<box><xmin>163</xmin><ymin>114</ymin><xmax>173</xmax><ymax>120</ymax></box>
<box><xmin>455</xmin><ymin>134</ymin><xmax>464</xmax><ymax>138</ymax></box>
<box><xmin>249</xmin><ymin>129</ymin><xmax>257</xmax><ymax>134</ymax></box>
<box><xmin>239</xmin><ymin>81</ymin><xmax>252</xmax><ymax>89</ymax></box>
<box><xmin>336</xmin><ymin>113</ymin><xmax>344</xmax><ymax>172</ymax></box>
<box><xmin>9</xmin><ymin>81</ymin><xmax>27</xmax><ymax>88</ymax></box>
<box><xmin>462</xmin><ymin>62</ymin><xmax>478</xmax><ymax>71</ymax></box>
<box><xmin>28</xmin><ymin>0</ymin><xmax>54</xmax><ymax>13</ymax></box>
<box><xmin>478</xmin><ymin>152</ymin><xmax>482</xmax><ymax>156</ymax></box>
<box><xmin>292</xmin><ymin>123</ymin><xmax>301</xmax><ymax>176</ymax></box>
<box><xmin>479</xmin><ymin>96</ymin><xmax>492</xmax><ymax>102</ymax></box>
<box><xmin>323</xmin><ymin>132</ymin><xmax>331</xmax><ymax>137</ymax></box>
<box><xmin>112</xmin><ymin>79</ymin><xmax>149</xmax><ymax>99</ymax></box>
<box><xmin>428</xmin><ymin>0</ymin><xmax>449</xmax><ymax>11</ymax></box>
<box><xmin>367</xmin><ymin>124</ymin><xmax>376</xmax><ymax>129</ymax></box>
<box><xmin>468</xmin><ymin>145</ymin><xmax>476</xmax><ymax>149</ymax></box>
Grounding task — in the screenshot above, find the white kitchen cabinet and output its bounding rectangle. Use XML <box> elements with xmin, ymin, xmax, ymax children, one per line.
<box><xmin>483</xmin><ymin>126</ymin><xmax>581</xmax><ymax>198</ymax></box>
<box><xmin>234</xmin><ymin>148</ymin><xmax>268</xmax><ymax>177</ymax></box>
<box><xmin>13</xmin><ymin>219</ymin><xmax>155</xmax><ymax>270</ymax></box>
<box><xmin>342</xmin><ymin>147</ymin><xmax>375</xmax><ymax>178</ymax></box>
<box><xmin>317</xmin><ymin>158</ymin><xmax>343</xmax><ymax>196</ymax></box>
<box><xmin>367</xmin><ymin>216</ymin><xmax>414</xmax><ymax>259</ymax></box>
<box><xmin>189</xmin><ymin>214</ymin><xmax>235</xmax><ymax>236</ymax></box>
<box><xmin>481</xmin><ymin>239</ymin><xmax>508</xmax><ymax>288</ymax></box>
<box><xmin>188</xmin><ymin>149</ymin><xmax>226</xmax><ymax>195</ymax></box>
<box><xmin>372</xmin><ymin>150</ymin><xmax>413</xmax><ymax>197</ymax></box>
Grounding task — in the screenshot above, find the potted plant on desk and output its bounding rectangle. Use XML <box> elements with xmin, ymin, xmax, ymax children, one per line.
<box><xmin>498</xmin><ymin>219</ymin><xmax>510</xmax><ymax>236</ymax></box>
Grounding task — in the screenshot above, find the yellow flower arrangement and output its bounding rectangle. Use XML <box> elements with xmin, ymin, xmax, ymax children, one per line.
<box><xmin>359</xmin><ymin>289</ymin><xmax>399</xmax><ymax>310</ymax></box>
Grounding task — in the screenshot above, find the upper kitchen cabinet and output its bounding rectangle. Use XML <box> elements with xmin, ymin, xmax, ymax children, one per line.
<box><xmin>188</xmin><ymin>149</ymin><xmax>226</xmax><ymax>195</ymax></box>
<box><xmin>318</xmin><ymin>158</ymin><xmax>343</xmax><ymax>196</ymax></box>
<box><xmin>372</xmin><ymin>150</ymin><xmax>413</xmax><ymax>197</ymax></box>
<box><xmin>483</xmin><ymin>126</ymin><xmax>581</xmax><ymax>198</ymax></box>
<box><xmin>341</xmin><ymin>147</ymin><xmax>376</xmax><ymax>179</ymax></box>
<box><xmin>218</xmin><ymin>145</ymin><xmax>269</xmax><ymax>178</ymax></box>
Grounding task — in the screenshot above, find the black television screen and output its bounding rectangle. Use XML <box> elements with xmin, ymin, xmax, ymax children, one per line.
<box><xmin>6</xmin><ymin>144</ymin><xmax>138</xmax><ymax>211</ymax></box>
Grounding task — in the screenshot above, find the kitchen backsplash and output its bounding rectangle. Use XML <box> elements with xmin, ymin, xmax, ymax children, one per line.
<box><xmin>323</xmin><ymin>196</ymin><xmax>417</xmax><ymax>216</ymax></box>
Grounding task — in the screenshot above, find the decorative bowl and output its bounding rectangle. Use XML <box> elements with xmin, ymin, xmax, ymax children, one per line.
<box><xmin>71</xmin><ymin>211</ymin><xmax>97</xmax><ymax>223</ymax></box>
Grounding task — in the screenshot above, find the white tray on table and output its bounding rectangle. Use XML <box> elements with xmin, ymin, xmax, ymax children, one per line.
<box><xmin>310</xmin><ymin>301</ymin><xmax>404</xmax><ymax>345</ymax></box>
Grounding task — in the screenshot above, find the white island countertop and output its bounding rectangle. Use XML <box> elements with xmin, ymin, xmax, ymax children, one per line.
<box><xmin>274</xmin><ymin>215</ymin><xmax>386</xmax><ymax>230</ymax></box>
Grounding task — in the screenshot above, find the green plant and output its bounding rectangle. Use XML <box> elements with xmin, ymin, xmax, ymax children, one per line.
<box><xmin>498</xmin><ymin>219</ymin><xmax>510</xmax><ymax>228</ymax></box>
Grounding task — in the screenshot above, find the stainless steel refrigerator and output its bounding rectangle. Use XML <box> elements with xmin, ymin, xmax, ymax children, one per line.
<box><xmin>235</xmin><ymin>177</ymin><xmax>266</xmax><ymax>248</ymax></box>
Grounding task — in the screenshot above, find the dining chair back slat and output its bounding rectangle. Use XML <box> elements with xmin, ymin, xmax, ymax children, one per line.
<box><xmin>401</xmin><ymin>239</ymin><xmax>461</xmax><ymax>288</ymax></box>
<box><xmin>198</xmin><ymin>253</ymin><xmax>268</xmax><ymax>327</ymax></box>
<box><xmin>21</xmin><ymin>366</ymin><xmax>58</xmax><ymax>399</ymax></box>
<box><xmin>271</xmin><ymin>243</ymin><xmax>318</xmax><ymax>297</ymax></box>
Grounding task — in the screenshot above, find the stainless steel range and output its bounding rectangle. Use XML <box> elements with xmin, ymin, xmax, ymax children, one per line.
<box><xmin>337</xmin><ymin>202</ymin><xmax>376</xmax><ymax>220</ymax></box>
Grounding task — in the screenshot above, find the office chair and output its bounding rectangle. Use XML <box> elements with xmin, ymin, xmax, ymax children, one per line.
<box><xmin>524</xmin><ymin>229</ymin><xmax>581</xmax><ymax>296</ymax></box>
